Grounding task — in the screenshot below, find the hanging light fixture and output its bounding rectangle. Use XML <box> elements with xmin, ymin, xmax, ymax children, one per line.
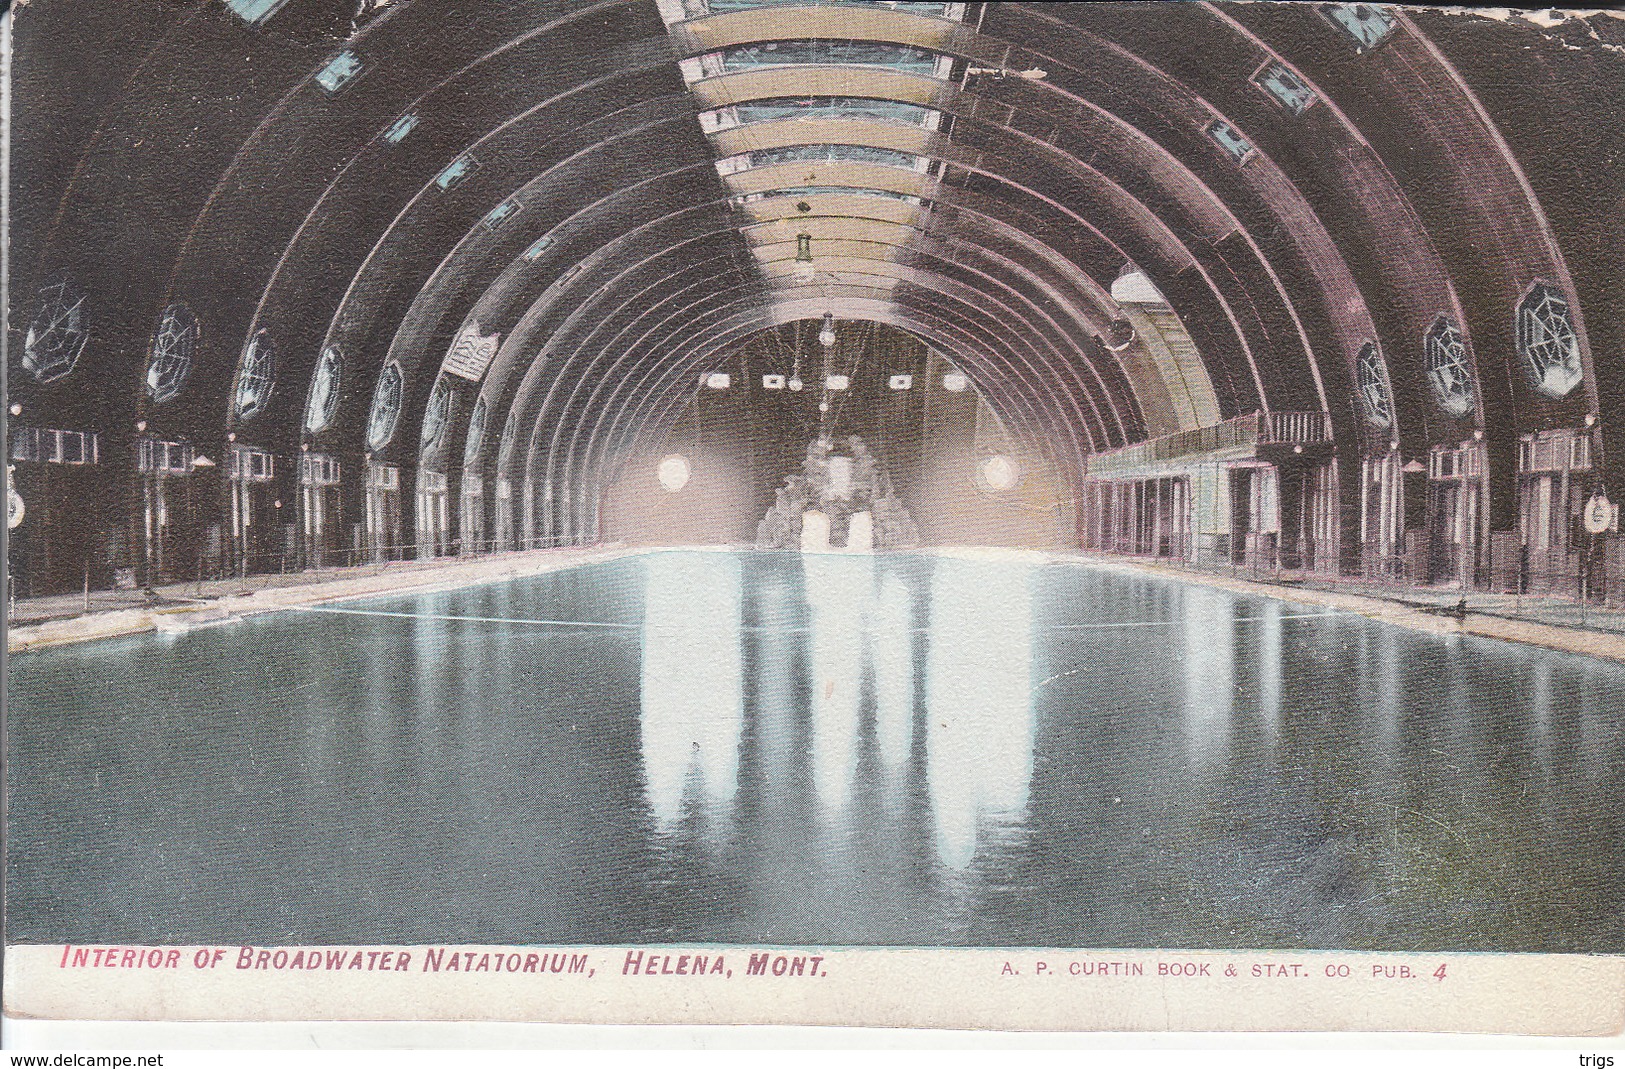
<box><xmin>818</xmin><ymin>312</ymin><xmax>836</xmax><ymax>348</ymax></box>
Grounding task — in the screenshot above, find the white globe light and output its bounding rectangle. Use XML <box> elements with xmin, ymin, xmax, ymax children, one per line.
<box><xmin>980</xmin><ymin>454</ymin><xmax>1018</xmax><ymax>491</ymax></box>
<box><xmin>787</xmin><ymin>376</ymin><xmax>804</xmax><ymax>392</ymax></box>
<box><xmin>656</xmin><ymin>454</ymin><xmax>691</xmax><ymax>493</ymax></box>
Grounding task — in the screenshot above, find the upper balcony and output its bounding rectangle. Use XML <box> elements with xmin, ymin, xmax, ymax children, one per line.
<box><xmin>1086</xmin><ymin>411</ymin><xmax>1332</xmax><ymax>479</ymax></box>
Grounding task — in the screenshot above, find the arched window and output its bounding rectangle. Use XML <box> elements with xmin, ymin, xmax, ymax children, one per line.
<box><xmin>1516</xmin><ymin>282</ymin><xmax>1583</xmax><ymax>398</ymax></box>
<box><xmin>367</xmin><ymin>363</ymin><xmax>404</xmax><ymax>451</ymax></box>
<box><xmin>421</xmin><ymin>376</ymin><xmax>452</xmax><ymax>447</ymax></box>
<box><xmin>1424</xmin><ymin>316</ymin><xmax>1474</xmax><ymax>417</ymax></box>
<box><xmin>234</xmin><ymin>330</ymin><xmax>276</xmax><ymax>421</ymax></box>
<box><xmin>464</xmin><ymin>398</ymin><xmax>487</xmax><ymax>466</ymax></box>
<box><xmin>305</xmin><ymin>346</ymin><xmax>343</xmax><ymax>434</ymax></box>
<box><xmin>21</xmin><ymin>278</ymin><xmax>89</xmax><ymax>384</ymax></box>
<box><xmin>146</xmin><ymin>303</ymin><xmax>199</xmax><ymax>403</ymax></box>
<box><xmin>1355</xmin><ymin>341</ymin><xmax>1393</xmax><ymax>428</ymax></box>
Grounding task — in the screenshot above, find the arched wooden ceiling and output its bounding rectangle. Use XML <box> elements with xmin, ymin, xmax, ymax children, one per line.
<box><xmin>10</xmin><ymin>0</ymin><xmax>1621</xmax><ymax>537</ymax></box>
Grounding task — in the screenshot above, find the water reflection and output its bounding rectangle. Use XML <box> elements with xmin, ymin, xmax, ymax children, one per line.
<box><xmin>803</xmin><ymin>554</ymin><xmax>873</xmax><ymax>808</ymax></box>
<box><xmin>1256</xmin><ymin>600</ymin><xmax>1282</xmax><ymax>735</ymax></box>
<box><xmin>639</xmin><ymin>553</ymin><xmax>744</xmax><ymax>827</ymax></box>
<box><xmin>871</xmin><ymin>571</ymin><xmax>914</xmax><ymax>769</ymax></box>
<box><xmin>752</xmin><ymin>578</ymin><xmax>797</xmax><ymax>796</ymax></box>
<box><xmin>1181</xmin><ymin>587</ymin><xmax>1233</xmax><ymax>763</ymax></box>
<box><xmin>925</xmin><ymin>561</ymin><xmax>1035</xmax><ymax>869</ymax></box>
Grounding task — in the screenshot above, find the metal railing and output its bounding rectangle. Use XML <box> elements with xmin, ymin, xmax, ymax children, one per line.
<box><xmin>6</xmin><ymin>535</ymin><xmax>596</xmax><ymax>623</ymax></box>
<box><xmin>1084</xmin><ymin>543</ymin><xmax>1625</xmax><ymax>636</ymax></box>
<box><xmin>1086</xmin><ymin>411</ymin><xmax>1331</xmax><ymax>477</ymax></box>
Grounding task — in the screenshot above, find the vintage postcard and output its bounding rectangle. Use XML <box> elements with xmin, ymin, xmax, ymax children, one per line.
<box><xmin>4</xmin><ymin>0</ymin><xmax>1623</xmax><ymax>1045</ymax></box>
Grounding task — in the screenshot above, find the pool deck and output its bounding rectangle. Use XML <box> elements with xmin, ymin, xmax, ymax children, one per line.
<box><xmin>1064</xmin><ymin>552</ymin><xmax>1625</xmax><ymax>664</ymax></box>
<box><xmin>8</xmin><ymin>542</ymin><xmax>1625</xmax><ymax>663</ymax></box>
<box><xmin>5</xmin><ymin>545</ymin><xmax>641</xmax><ymax>654</ymax></box>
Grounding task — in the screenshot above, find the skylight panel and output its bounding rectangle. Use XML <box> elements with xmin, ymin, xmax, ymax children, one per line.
<box><xmin>315</xmin><ymin>50</ymin><xmax>364</xmax><ymax>94</ymax></box>
<box><xmin>436</xmin><ymin>154</ymin><xmax>477</xmax><ymax>191</ymax></box>
<box><xmin>1252</xmin><ymin>61</ymin><xmax>1318</xmax><ymax>115</ymax></box>
<box><xmin>523</xmin><ymin>235</ymin><xmax>556</xmax><ymax>261</ymax></box>
<box><xmin>225</xmin><ymin>0</ymin><xmax>294</xmax><ymax>25</ymax></box>
<box><xmin>382</xmin><ymin>113</ymin><xmax>419</xmax><ymax>144</ymax></box>
<box><xmin>719</xmin><ymin>144</ymin><xmax>926</xmax><ymax>176</ymax></box>
<box><xmin>733</xmin><ymin>186</ymin><xmax>925</xmax><ymax>206</ymax></box>
<box><xmin>709</xmin><ymin>40</ymin><xmax>947</xmax><ymax>77</ymax></box>
<box><xmin>1318</xmin><ymin>3</ymin><xmax>1397</xmax><ymax>53</ymax></box>
<box><xmin>1206</xmin><ymin>120</ymin><xmax>1254</xmax><ymax>163</ymax></box>
<box><xmin>483</xmin><ymin>200</ymin><xmax>522</xmax><ymax>229</ymax></box>
<box><xmin>702</xmin><ymin>0</ymin><xmax>965</xmax><ymax>18</ymax></box>
<box><xmin>702</xmin><ymin>97</ymin><xmax>936</xmax><ymax>133</ymax></box>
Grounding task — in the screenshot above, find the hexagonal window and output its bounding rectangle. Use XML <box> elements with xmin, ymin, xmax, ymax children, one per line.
<box><xmin>421</xmin><ymin>376</ymin><xmax>452</xmax><ymax>447</ymax></box>
<box><xmin>1355</xmin><ymin>341</ymin><xmax>1393</xmax><ymax>428</ymax></box>
<box><xmin>464</xmin><ymin>398</ymin><xmax>487</xmax><ymax>466</ymax></box>
<box><xmin>306</xmin><ymin>345</ymin><xmax>343</xmax><ymax>434</ymax></box>
<box><xmin>21</xmin><ymin>278</ymin><xmax>90</xmax><ymax>384</ymax></box>
<box><xmin>1516</xmin><ymin>282</ymin><xmax>1583</xmax><ymax>399</ymax></box>
<box><xmin>1424</xmin><ymin>316</ymin><xmax>1474</xmax><ymax>417</ymax></box>
<box><xmin>234</xmin><ymin>330</ymin><xmax>276</xmax><ymax>421</ymax></box>
<box><xmin>146</xmin><ymin>303</ymin><xmax>199</xmax><ymax>404</ymax></box>
<box><xmin>367</xmin><ymin>363</ymin><xmax>404</xmax><ymax>451</ymax></box>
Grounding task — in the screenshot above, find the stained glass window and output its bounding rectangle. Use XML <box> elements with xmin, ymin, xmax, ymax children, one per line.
<box><xmin>464</xmin><ymin>398</ymin><xmax>487</xmax><ymax>466</ymax></box>
<box><xmin>498</xmin><ymin>410</ymin><xmax>519</xmax><ymax>463</ymax></box>
<box><xmin>1355</xmin><ymin>341</ymin><xmax>1392</xmax><ymax>428</ymax></box>
<box><xmin>1425</xmin><ymin>316</ymin><xmax>1474</xmax><ymax>417</ymax></box>
<box><xmin>523</xmin><ymin>235</ymin><xmax>555</xmax><ymax>261</ymax></box>
<box><xmin>1516</xmin><ymin>283</ymin><xmax>1583</xmax><ymax>398</ymax></box>
<box><xmin>21</xmin><ymin>278</ymin><xmax>89</xmax><ymax>384</ymax></box>
<box><xmin>367</xmin><ymin>363</ymin><xmax>404</xmax><ymax>450</ymax></box>
<box><xmin>421</xmin><ymin>377</ymin><xmax>452</xmax><ymax>446</ymax></box>
<box><xmin>1253</xmin><ymin>61</ymin><xmax>1317</xmax><ymax>115</ymax></box>
<box><xmin>235</xmin><ymin>330</ymin><xmax>276</xmax><ymax>421</ymax></box>
<box><xmin>306</xmin><ymin>346</ymin><xmax>343</xmax><ymax>434</ymax></box>
<box><xmin>146</xmin><ymin>303</ymin><xmax>199</xmax><ymax>403</ymax></box>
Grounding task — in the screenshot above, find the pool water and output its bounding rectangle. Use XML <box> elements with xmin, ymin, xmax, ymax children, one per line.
<box><xmin>7</xmin><ymin>550</ymin><xmax>1624</xmax><ymax>951</ymax></box>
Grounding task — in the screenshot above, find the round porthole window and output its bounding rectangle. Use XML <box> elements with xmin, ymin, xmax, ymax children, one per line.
<box><xmin>979</xmin><ymin>454</ymin><xmax>1019</xmax><ymax>492</ymax></box>
<box><xmin>657</xmin><ymin>454</ymin><xmax>691</xmax><ymax>493</ymax></box>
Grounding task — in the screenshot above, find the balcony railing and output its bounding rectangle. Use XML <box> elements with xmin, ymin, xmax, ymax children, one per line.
<box><xmin>1086</xmin><ymin>411</ymin><xmax>1331</xmax><ymax>477</ymax></box>
<box><xmin>1519</xmin><ymin>430</ymin><xmax>1591</xmax><ymax>474</ymax></box>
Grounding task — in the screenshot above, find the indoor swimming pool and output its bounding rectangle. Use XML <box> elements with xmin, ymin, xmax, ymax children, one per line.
<box><xmin>8</xmin><ymin>549</ymin><xmax>1624</xmax><ymax>952</ymax></box>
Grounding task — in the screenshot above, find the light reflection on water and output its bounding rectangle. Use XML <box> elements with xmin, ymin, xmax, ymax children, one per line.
<box><xmin>6</xmin><ymin>550</ymin><xmax>1625</xmax><ymax>951</ymax></box>
<box><xmin>925</xmin><ymin>560</ymin><xmax>1034</xmax><ymax>869</ymax></box>
<box><xmin>640</xmin><ymin>553</ymin><xmax>744</xmax><ymax>828</ymax></box>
